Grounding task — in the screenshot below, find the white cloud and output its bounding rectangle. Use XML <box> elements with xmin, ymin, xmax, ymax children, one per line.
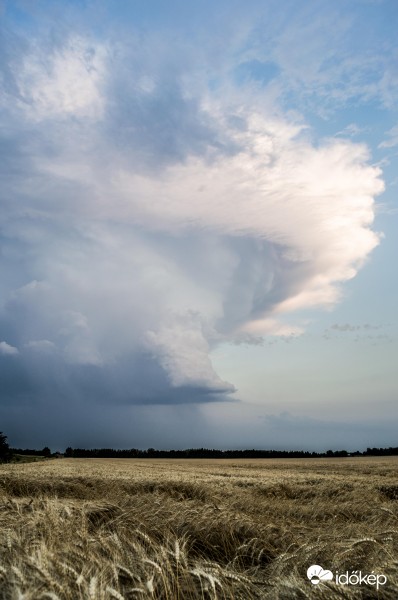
<box><xmin>334</xmin><ymin>123</ymin><xmax>364</xmax><ymax>138</ymax></box>
<box><xmin>379</xmin><ymin>125</ymin><xmax>398</xmax><ymax>149</ymax></box>
<box><xmin>16</xmin><ymin>36</ymin><xmax>106</xmax><ymax>121</ymax></box>
<box><xmin>96</xmin><ymin>114</ymin><xmax>382</xmax><ymax>318</ymax></box>
<box><xmin>0</xmin><ymin>341</ymin><xmax>19</xmax><ymax>355</ymax></box>
<box><xmin>24</xmin><ymin>340</ymin><xmax>56</xmax><ymax>351</ymax></box>
<box><xmin>145</xmin><ymin>316</ymin><xmax>235</xmax><ymax>392</ymax></box>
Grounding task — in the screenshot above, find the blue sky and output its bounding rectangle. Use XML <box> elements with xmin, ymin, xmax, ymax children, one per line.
<box><xmin>0</xmin><ymin>0</ymin><xmax>397</xmax><ymax>451</ymax></box>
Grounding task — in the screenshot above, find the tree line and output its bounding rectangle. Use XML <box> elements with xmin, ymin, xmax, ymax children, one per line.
<box><xmin>62</xmin><ymin>446</ymin><xmax>398</xmax><ymax>458</ymax></box>
<box><xmin>1</xmin><ymin>432</ymin><xmax>397</xmax><ymax>462</ymax></box>
<box><xmin>64</xmin><ymin>447</ymin><xmax>352</xmax><ymax>458</ymax></box>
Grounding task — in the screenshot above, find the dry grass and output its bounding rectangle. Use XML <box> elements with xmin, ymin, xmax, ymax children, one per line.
<box><xmin>1</xmin><ymin>457</ymin><xmax>398</xmax><ymax>599</ymax></box>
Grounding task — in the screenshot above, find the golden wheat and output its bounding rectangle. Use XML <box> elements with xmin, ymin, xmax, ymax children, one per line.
<box><xmin>0</xmin><ymin>457</ymin><xmax>397</xmax><ymax>598</ymax></box>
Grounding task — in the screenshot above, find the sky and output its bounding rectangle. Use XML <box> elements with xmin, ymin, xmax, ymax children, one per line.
<box><xmin>0</xmin><ymin>0</ymin><xmax>397</xmax><ymax>452</ymax></box>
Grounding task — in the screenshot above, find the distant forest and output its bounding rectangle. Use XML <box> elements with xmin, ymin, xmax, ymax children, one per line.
<box><xmin>9</xmin><ymin>445</ymin><xmax>398</xmax><ymax>459</ymax></box>
<box><xmin>1</xmin><ymin>430</ymin><xmax>396</xmax><ymax>461</ymax></box>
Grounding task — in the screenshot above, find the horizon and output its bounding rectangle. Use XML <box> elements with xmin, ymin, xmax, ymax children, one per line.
<box><xmin>0</xmin><ymin>0</ymin><xmax>397</xmax><ymax>451</ymax></box>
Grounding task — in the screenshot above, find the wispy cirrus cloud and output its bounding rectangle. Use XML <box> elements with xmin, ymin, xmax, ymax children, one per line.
<box><xmin>379</xmin><ymin>125</ymin><xmax>398</xmax><ymax>149</ymax></box>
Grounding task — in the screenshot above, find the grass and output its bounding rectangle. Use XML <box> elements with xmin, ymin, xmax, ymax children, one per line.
<box><xmin>0</xmin><ymin>457</ymin><xmax>397</xmax><ymax>599</ymax></box>
<box><xmin>10</xmin><ymin>454</ymin><xmax>50</xmax><ymax>464</ymax></box>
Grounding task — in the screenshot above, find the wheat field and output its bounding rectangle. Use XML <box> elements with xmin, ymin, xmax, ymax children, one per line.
<box><xmin>0</xmin><ymin>457</ymin><xmax>397</xmax><ymax>599</ymax></box>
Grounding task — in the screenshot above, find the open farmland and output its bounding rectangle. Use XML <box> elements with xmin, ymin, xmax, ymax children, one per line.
<box><xmin>0</xmin><ymin>457</ymin><xmax>397</xmax><ymax>599</ymax></box>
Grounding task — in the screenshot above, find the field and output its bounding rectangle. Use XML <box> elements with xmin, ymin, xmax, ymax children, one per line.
<box><xmin>1</xmin><ymin>457</ymin><xmax>398</xmax><ymax>599</ymax></box>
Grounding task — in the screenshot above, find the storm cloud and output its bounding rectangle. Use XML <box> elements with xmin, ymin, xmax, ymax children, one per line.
<box><xmin>0</xmin><ymin>2</ymin><xmax>387</xmax><ymax>448</ymax></box>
